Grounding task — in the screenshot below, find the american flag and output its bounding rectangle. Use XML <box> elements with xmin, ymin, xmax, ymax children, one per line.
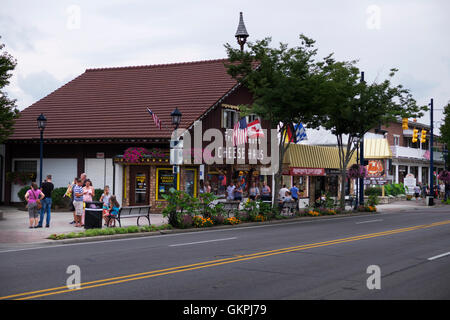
<box><xmin>233</xmin><ymin>117</ymin><xmax>248</xmax><ymax>146</ymax></box>
<box><xmin>146</xmin><ymin>108</ymin><xmax>162</xmax><ymax>130</ymax></box>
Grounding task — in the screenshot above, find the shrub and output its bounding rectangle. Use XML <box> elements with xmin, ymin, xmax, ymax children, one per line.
<box><xmin>192</xmin><ymin>215</ymin><xmax>214</xmax><ymax>228</ymax></box>
<box><xmin>51</xmin><ymin>187</ymin><xmax>71</xmax><ymax>209</ymax></box>
<box><xmin>93</xmin><ymin>189</ymin><xmax>103</xmax><ymax>201</ymax></box>
<box><xmin>224</xmin><ymin>217</ymin><xmax>240</xmax><ymax>225</ymax></box>
<box><xmin>18</xmin><ymin>186</ymin><xmax>31</xmax><ymax>203</ymax></box>
<box><xmin>365</xmin><ymin>187</ymin><xmax>382</xmax><ymax>197</ymax></box>
<box><xmin>367</xmin><ymin>194</ymin><xmax>379</xmax><ymax>206</ymax></box>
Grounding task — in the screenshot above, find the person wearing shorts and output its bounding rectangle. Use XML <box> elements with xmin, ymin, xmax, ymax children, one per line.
<box><xmin>25</xmin><ymin>182</ymin><xmax>45</xmax><ymax>228</ymax></box>
<box><xmin>72</xmin><ymin>178</ymin><xmax>84</xmax><ymax>227</ymax></box>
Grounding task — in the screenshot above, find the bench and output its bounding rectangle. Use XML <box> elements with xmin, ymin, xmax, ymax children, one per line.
<box><xmin>222</xmin><ymin>201</ymin><xmax>241</xmax><ymax>217</ymax></box>
<box><xmin>280</xmin><ymin>200</ymin><xmax>296</xmax><ymax>216</ymax></box>
<box><xmin>108</xmin><ymin>205</ymin><xmax>151</xmax><ymax>227</ymax></box>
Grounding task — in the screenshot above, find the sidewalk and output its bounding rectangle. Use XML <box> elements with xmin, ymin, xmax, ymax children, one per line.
<box><xmin>0</xmin><ymin>206</ymin><xmax>168</xmax><ymax>245</ymax></box>
<box><xmin>0</xmin><ymin>199</ymin><xmax>443</xmax><ymax>245</ymax></box>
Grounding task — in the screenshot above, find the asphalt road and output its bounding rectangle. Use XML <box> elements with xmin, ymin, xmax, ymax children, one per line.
<box><xmin>0</xmin><ymin>207</ymin><xmax>449</xmax><ymax>300</ymax></box>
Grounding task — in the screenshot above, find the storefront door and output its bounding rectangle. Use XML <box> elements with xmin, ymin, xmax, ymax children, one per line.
<box><xmin>130</xmin><ymin>166</ymin><xmax>150</xmax><ymax>206</ymax></box>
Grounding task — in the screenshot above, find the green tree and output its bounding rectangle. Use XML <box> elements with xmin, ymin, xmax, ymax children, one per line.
<box><xmin>317</xmin><ymin>57</ymin><xmax>427</xmax><ymax>209</ymax></box>
<box><xmin>0</xmin><ymin>37</ymin><xmax>20</xmax><ymax>143</ymax></box>
<box><xmin>224</xmin><ymin>35</ymin><xmax>327</xmax><ymax>207</ymax></box>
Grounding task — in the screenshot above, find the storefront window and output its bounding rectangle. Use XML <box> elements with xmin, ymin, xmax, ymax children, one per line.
<box><xmin>156</xmin><ymin>168</ymin><xmax>179</xmax><ymax>200</ymax></box>
<box><xmin>134</xmin><ymin>172</ymin><xmax>147</xmax><ymax>204</ymax></box>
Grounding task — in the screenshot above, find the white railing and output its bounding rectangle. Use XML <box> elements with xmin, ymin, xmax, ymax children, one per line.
<box><xmin>390</xmin><ymin>146</ymin><xmax>443</xmax><ymax>161</ymax></box>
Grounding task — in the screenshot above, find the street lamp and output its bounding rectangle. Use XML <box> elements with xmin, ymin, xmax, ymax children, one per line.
<box><xmin>37</xmin><ymin>113</ymin><xmax>47</xmax><ymax>188</ymax></box>
<box><xmin>171</xmin><ymin>107</ymin><xmax>182</xmax><ymax>130</ymax></box>
<box><xmin>171</xmin><ymin>108</ymin><xmax>182</xmax><ymax>190</ymax></box>
<box><xmin>235</xmin><ymin>12</ymin><xmax>249</xmax><ymax>52</ymax></box>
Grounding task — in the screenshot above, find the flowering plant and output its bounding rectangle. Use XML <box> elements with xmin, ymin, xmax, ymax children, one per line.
<box><xmin>252</xmin><ymin>214</ymin><xmax>266</xmax><ymax>222</ymax></box>
<box><xmin>438</xmin><ymin>170</ymin><xmax>450</xmax><ymax>183</ymax></box>
<box><xmin>6</xmin><ymin>172</ymin><xmax>36</xmax><ymax>185</ymax></box>
<box><xmin>192</xmin><ymin>215</ymin><xmax>214</xmax><ymax>228</ymax></box>
<box><xmin>307</xmin><ymin>210</ymin><xmax>320</xmax><ymax>217</ymax></box>
<box><xmin>224</xmin><ymin>217</ymin><xmax>241</xmax><ymax>225</ymax></box>
<box><xmin>123</xmin><ymin>147</ymin><xmax>166</xmax><ymax>163</ymax></box>
<box><xmin>347</xmin><ymin>164</ymin><xmax>367</xmax><ymax>179</ymax></box>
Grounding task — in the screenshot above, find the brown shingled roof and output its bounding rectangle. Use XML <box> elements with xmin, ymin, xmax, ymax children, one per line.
<box><xmin>10</xmin><ymin>59</ymin><xmax>239</xmax><ymax>140</ymax></box>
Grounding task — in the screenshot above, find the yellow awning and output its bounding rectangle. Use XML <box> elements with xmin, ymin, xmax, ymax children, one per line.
<box><xmin>284</xmin><ymin>144</ymin><xmax>357</xmax><ymax>169</ymax></box>
<box><xmin>364</xmin><ymin>138</ymin><xmax>392</xmax><ymax>159</ymax></box>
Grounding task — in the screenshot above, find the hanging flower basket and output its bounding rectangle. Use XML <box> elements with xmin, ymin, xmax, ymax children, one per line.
<box><xmin>6</xmin><ymin>172</ymin><xmax>37</xmax><ymax>185</ymax></box>
<box><xmin>347</xmin><ymin>164</ymin><xmax>367</xmax><ymax>179</ymax></box>
<box><xmin>438</xmin><ymin>170</ymin><xmax>450</xmax><ymax>183</ymax></box>
<box><xmin>123</xmin><ymin>147</ymin><xmax>166</xmax><ymax>163</ymax></box>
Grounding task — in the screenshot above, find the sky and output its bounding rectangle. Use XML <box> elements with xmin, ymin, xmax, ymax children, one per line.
<box><xmin>1</xmin><ymin>0</ymin><xmax>449</xmax><ymax>130</ymax></box>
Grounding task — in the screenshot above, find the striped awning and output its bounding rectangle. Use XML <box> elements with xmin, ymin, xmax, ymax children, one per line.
<box><xmin>284</xmin><ymin>144</ymin><xmax>357</xmax><ymax>169</ymax></box>
<box><xmin>364</xmin><ymin>138</ymin><xmax>392</xmax><ymax>159</ymax></box>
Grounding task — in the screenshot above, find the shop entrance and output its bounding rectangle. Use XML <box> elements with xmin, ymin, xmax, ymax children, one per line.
<box><xmin>129</xmin><ymin>166</ymin><xmax>150</xmax><ymax>206</ymax></box>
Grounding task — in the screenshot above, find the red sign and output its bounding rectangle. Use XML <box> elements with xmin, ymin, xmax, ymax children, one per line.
<box><xmin>367</xmin><ymin>160</ymin><xmax>384</xmax><ymax>176</ymax></box>
<box><xmin>289</xmin><ymin>167</ymin><xmax>325</xmax><ymax>176</ymax></box>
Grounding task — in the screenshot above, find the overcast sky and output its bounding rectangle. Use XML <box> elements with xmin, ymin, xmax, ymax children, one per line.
<box><xmin>1</xmin><ymin>0</ymin><xmax>449</xmax><ymax>129</ymax></box>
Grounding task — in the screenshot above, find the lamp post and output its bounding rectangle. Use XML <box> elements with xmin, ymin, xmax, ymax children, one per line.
<box><xmin>235</xmin><ymin>12</ymin><xmax>249</xmax><ymax>52</ymax></box>
<box><xmin>37</xmin><ymin>113</ymin><xmax>47</xmax><ymax>188</ymax></box>
<box><xmin>171</xmin><ymin>107</ymin><xmax>182</xmax><ymax>190</ymax></box>
<box><xmin>429</xmin><ymin>98</ymin><xmax>434</xmax><ymax>205</ymax></box>
<box><xmin>359</xmin><ymin>71</ymin><xmax>365</xmax><ymax>206</ymax></box>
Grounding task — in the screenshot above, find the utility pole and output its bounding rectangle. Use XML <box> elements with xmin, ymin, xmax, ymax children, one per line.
<box><xmin>359</xmin><ymin>71</ymin><xmax>365</xmax><ymax>206</ymax></box>
<box><xmin>429</xmin><ymin>98</ymin><xmax>434</xmax><ymax>205</ymax></box>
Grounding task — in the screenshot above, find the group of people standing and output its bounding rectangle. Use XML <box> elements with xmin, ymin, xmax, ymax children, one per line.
<box><xmin>225</xmin><ymin>180</ymin><xmax>273</xmax><ymax>202</ymax></box>
<box><xmin>25</xmin><ymin>175</ymin><xmax>54</xmax><ymax>228</ymax></box>
<box><xmin>68</xmin><ymin>173</ymin><xmax>120</xmax><ymax>228</ymax></box>
<box><xmin>413</xmin><ymin>182</ymin><xmax>450</xmax><ymax>201</ymax></box>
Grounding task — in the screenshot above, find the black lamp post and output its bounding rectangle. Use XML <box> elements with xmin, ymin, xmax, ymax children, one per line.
<box><xmin>235</xmin><ymin>12</ymin><xmax>249</xmax><ymax>52</ymax></box>
<box><xmin>171</xmin><ymin>108</ymin><xmax>182</xmax><ymax>190</ymax></box>
<box><xmin>37</xmin><ymin>113</ymin><xmax>47</xmax><ymax>188</ymax></box>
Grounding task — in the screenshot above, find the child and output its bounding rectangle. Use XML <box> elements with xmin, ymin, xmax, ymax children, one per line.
<box><xmin>100</xmin><ymin>185</ymin><xmax>111</xmax><ymax>226</ymax></box>
<box><xmin>106</xmin><ymin>195</ymin><xmax>120</xmax><ymax>227</ymax></box>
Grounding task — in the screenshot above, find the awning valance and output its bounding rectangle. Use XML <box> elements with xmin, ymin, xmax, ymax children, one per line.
<box><xmin>284</xmin><ymin>144</ymin><xmax>357</xmax><ymax>169</ymax></box>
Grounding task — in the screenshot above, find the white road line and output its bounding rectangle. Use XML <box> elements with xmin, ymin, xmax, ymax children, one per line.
<box><xmin>428</xmin><ymin>251</ymin><xmax>450</xmax><ymax>261</ymax></box>
<box><xmin>169</xmin><ymin>237</ymin><xmax>237</xmax><ymax>247</ymax></box>
<box><xmin>355</xmin><ymin>219</ymin><xmax>383</xmax><ymax>224</ymax></box>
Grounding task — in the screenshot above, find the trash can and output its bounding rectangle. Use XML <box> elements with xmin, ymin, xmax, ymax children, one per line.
<box><xmin>426</xmin><ymin>196</ymin><xmax>434</xmax><ymax>206</ymax></box>
<box><xmin>84</xmin><ymin>201</ymin><xmax>104</xmax><ymax>229</ymax></box>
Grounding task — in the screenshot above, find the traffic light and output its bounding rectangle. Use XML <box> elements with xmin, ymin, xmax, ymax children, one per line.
<box><xmin>420</xmin><ymin>129</ymin><xmax>427</xmax><ymax>143</ymax></box>
<box><xmin>402</xmin><ymin>118</ymin><xmax>408</xmax><ymax>130</ymax></box>
<box><xmin>412</xmin><ymin>128</ymin><xmax>418</xmax><ymax>143</ymax></box>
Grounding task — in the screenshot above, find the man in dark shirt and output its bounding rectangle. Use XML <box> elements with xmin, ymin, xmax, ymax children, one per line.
<box><xmin>37</xmin><ymin>174</ymin><xmax>54</xmax><ymax>228</ymax></box>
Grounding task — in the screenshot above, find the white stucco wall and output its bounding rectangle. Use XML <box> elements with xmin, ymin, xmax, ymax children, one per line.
<box><xmin>11</xmin><ymin>158</ymin><xmax>77</xmax><ymax>202</ymax></box>
<box><xmin>84</xmin><ymin>158</ymin><xmax>113</xmax><ymax>190</ymax></box>
<box><xmin>114</xmin><ymin>163</ymin><xmax>123</xmax><ymax>206</ymax></box>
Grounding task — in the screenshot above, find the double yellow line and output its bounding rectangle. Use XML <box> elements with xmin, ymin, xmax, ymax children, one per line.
<box><xmin>2</xmin><ymin>219</ymin><xmax>450</xmax><ymax>300</ymax></box>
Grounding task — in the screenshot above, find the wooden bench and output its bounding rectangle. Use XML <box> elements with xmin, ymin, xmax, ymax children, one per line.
<box><xmin>280</xmin><ymin>200</ymin><xmax>296</xmax><ymax>216</ymax></box>
<box><xmin>108</xmin><ymin>205</ymin><xmax>151</xmax><ymax>227</ymax></box>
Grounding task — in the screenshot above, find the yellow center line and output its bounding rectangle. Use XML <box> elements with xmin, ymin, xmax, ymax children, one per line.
<box><xmin>2</xmin><ymin>219</ymin><xmax>449</xmax><ymax>300</ymax></box>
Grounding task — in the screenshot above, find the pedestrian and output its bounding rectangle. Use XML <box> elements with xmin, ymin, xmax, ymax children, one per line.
<box><xmin>261</xmin><ymin>181</ymin><xmax>271</xmax><ymax>202</ymax></box>
<box><xmin>279</xmin><ymin>184</ymin><xmax>289</xmax><ymax>202</ymax></box>
<box><xmin>37</xmin><ymin>174</ymin><xmax>54</xmax><ymax>228</ymax></box>
<box><xmin>226</xmin><ymin>181</ymin><xmax>235</xmax><ymax>200</ymax></box>
<box><xmin>25</xmin><ymin>182</ymin><xmax>45</xmax><ymax>229</ymax></box>
<box><xmin>106</xmin><ymin>195</ymin><xmax>121</xmax><ymax>227</ymax></box>
<box><xmin>82</xmin><ymin>179</ymin><xmax>94</xmax><ymax>224</ymax></box>
<box><xmin>100</xmin><ymin>185</ymin><xmax>111</xmax><ymax>226</ymax></box>
<box><xmin>199</xmin><ymin>180</ymin><xmax>205</xmax><ymax>194</ymax></box>
<box><xmin>204</xmin><ymin>181</ymin><xmax>211</xmax><ymax>193</ymax></box>
<box><xmin>72</xmin><ymin>178</ymin><xmax>84</xmax><ymax>227</ymax></box>
<box><xmin>290</xmin><ymin>183</ymin><xmax>299</xmax><ymax>209</ymax></box>
<box><xmin>445</xmin><ymin>182</ymin><xmax>450</xmax><ymax>201</ymax></box>
<box><xmin>414</xmin><ymin>185</ymin><xmax>421</xmax><ymax>201</ymax></box>
<box><xmin>234</xmin><ymin>181</ymin><xmax>243</xmax><ymax>202</ymax></box>
<box><xmin>80</xmin><ymin>173</ymin><xmax>87</xmax><ymax>187</ymax></box>
<box><xmin>249</xmin><ymin>181</ymin><xmax>260</xmax><ymax>201</ymax></box>
<box><xmin>67</xmin><ymin>177</ymin><xmax>77</xmax><ymax>224</ymax></box>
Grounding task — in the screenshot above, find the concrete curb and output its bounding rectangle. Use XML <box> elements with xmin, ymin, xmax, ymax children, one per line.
<box><xmin>46</xmin><ymin>211</ymin><xmax>381</xmax><ymax>245</ymax></box>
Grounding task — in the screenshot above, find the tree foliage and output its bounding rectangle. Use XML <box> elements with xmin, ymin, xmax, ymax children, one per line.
<box><xmin>0</xmin><ymin>37</ymin><xmax>20</xmax><ymax>143</ymax></box>
<box><xmin>224</xmin><ymin>35</ymin><xmax>328</xmax><ymax>206</ymax></box>
<box><xmin>317</xmin><ymin>56</ymin><xmax>427</xmax><ymax>208</ymax></box>
<box><xmin>439</xmin><ymin>101</ymin><xmax>450</xmax><ymax>154</ymax></box>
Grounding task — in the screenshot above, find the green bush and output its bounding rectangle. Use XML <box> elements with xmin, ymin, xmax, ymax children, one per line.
<box><xmin>93</xmin><ymin>189</ymin><xmax>104</xmax><ymax>201</ymax></box>
<box><xmin>51</xmin><ymin>187</ymin><xmax>70</xmax><ymax>209</ymax></box>
<box><xmin>367</xmin><ymin>194</ymin><xmax>379</xmax><ymax>206</ymax></box>
<box><xmin>365</xmin><ymin>187</ymin><xmax>382</xmax><ymax>196</ymax></box>
<box><xmin>384</xmin><ymin>183</ymin><xmax>405</xmax><ymax>196</ymax></box>
<box><xmin>18</xmin><ymin>186</ymin><xmax>31</xmax><ymax>203</ymax></box>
